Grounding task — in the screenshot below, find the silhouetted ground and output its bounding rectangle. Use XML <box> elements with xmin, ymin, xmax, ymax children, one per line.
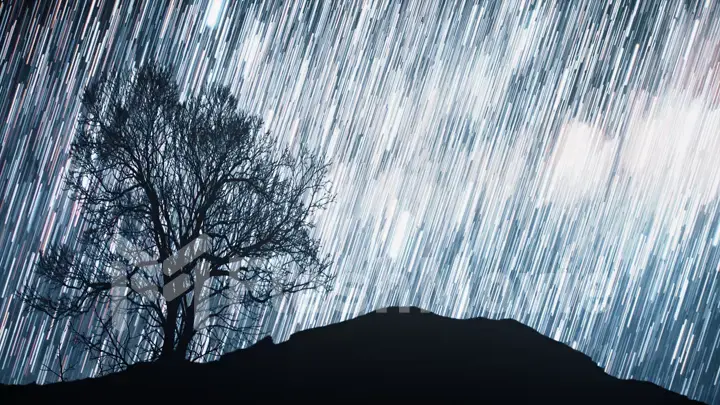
<box><xmin>0</xmin><ymin>307</ymin><xmax>707</xmax><ymax>404</ymax></box>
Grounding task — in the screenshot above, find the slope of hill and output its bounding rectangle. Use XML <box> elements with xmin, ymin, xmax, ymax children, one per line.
<box><xmin>1</xmin><ymin>307</ymin><xmax>706</xmax><ymax>404</ymax></box>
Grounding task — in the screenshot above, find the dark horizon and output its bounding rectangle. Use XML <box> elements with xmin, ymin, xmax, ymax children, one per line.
<box><xmin>1</xmin><ymin>307</ymin><xmax>708</xmax><ymax>404</ymax></box>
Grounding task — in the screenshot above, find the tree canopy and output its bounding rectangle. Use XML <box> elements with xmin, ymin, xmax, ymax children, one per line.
<box><xmin>23</xmin><ymin>63</ymin><xmax>335</xmax><ymax>372</ymax></box>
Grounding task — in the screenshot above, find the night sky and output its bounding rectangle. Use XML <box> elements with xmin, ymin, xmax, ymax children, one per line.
<box><xmin>1</xmin><ymin>0</ymin><xmax>720</xmax><ymax>403</ymax></box>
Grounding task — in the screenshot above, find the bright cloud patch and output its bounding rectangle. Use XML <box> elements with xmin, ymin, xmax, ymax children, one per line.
<box><xmin>620</xmin><ymin>95</ymin><xmax>720</xmax><ymax>209</ymax></box>
<box><xmin>539</xmin><ymin>120</ymin><xmax>619</xmax><ymax>206</ymax></box>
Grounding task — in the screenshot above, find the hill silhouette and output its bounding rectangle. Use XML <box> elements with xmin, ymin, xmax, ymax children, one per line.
<box><xmin>1</xmin><ymin>307</ymin><xmax>706</xmax><ymax>404</ymax></box>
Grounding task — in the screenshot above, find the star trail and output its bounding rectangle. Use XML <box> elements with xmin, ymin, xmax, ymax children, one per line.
<box><xmin>1</xmin><ymin>0</ymin><xmax>720</xmax><ymax>402</ymax></box>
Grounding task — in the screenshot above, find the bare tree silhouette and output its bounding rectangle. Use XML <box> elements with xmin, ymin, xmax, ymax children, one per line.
<box><xmin>41</xmin><ymin>348</ymin><xmax>78</xmax><ymax>383</ymax></box>
<box><xmin>22</xmin><ymin>63</ymin><xmax>335</xmax><ymax>372</ymax></box>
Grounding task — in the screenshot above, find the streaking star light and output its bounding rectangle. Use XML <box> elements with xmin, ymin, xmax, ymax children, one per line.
<box><xmin>205</xmin><ymin>0</ymin><xmax>223</xmax><ymax>28</ymax></box>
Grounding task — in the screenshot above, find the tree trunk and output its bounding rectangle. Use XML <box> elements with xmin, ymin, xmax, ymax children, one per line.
<box><xmin>174</xmin><ymin>300</ymin><xmax>195</xmax><ymax>360</ymax></box>
<box><xmin>160</xmin><ymin>299</ymin><xmax>180</xmax><ymax>361</ymax></box>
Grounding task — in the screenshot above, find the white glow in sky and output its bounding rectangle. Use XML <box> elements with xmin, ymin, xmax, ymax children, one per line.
<box><xmin>388</xmin><ymin>210</ymin><xmax>411</xmax><ymax>259</ymax></box>
<box><xmin>206</xmin><ymin>0</ymin><xmax>223</xmax><ymax>28</ymax></box>
<box><xmin>620</xmin><ymin>94</ymin><xmax>720</xmax><ymax>208</ymax></box>
<box><xmin>540</xmin><ymin>120</ymin><xmax>618</xmax><ymax>206</ymax></box>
